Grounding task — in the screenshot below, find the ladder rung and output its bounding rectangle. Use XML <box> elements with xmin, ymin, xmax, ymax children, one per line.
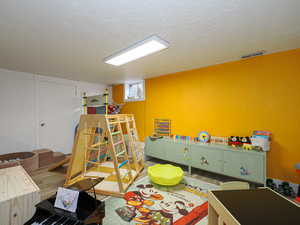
<box><xmin>90</xmin><ymin>142</ymin><xmax>107</xmax><ymax>148</ymax></box>
<box><xmin>84</xmin><ymin>175</ymin><xmax>102</xmax><ymax>178</ymax></box>
<box><xmin>111</xmin><ymin>131</ymin><xmax>121</xmax><ymax>135</ymax></box>
<box><xmin>118</xmin><ymin>160</ymin><xmax>128</xmax><ymax>168</ymax></box>
<box><xmin>114</xmin><ymin>141</ymin><xmax>123</xmax><ymax>146</ymax></box>
<box><xmin>87</xmin><ymin>147</ymin><xmax>100</xmax><ymax>151</ymax></box>
<box><xmin>108</xmin><ymin>121</ymin><xmax>119</xmax><ymax>124</ymax></box>
<box><xmin>116</xmin><ymin>151</ymin><xmax>125</xmax><ymax>157</ymax></box>
<box><xmin>86</xmin><ymin>161</ymin><xmax>99</xmax><ymax>165</ymax></box>
<box><xmin>83</xmin><ymin>133</ymin><xmax>96</xmax><ymax>135</ymax></box>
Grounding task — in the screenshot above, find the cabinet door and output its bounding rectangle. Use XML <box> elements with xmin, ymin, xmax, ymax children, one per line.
<box><xmin>164</xmin><ymin>142</ymin><xmax>189</xmax><ymax>165</ymax></box>
<box><xmin>223</xmin><ymin>151</ymin><xmax>264</xmax><ymax>183</ymax></box>
<box><xmin>190</xmin><ymin>145</ymin><xmax>223</xmax><ymax>173</ymax></box>
<box><xmin>145</xmin><ymin>138</ymin><xmax>166</xmax><ymax>159</ymax></box>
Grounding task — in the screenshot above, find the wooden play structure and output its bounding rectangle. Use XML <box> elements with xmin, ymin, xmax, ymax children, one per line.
<box><xmin>64</xmin><ymin>114</ymin><xmax>144</xmax><ymax>197</ymax></box>
<box><xmin>83</xmin><ymin>89</ymin><xmax>109</xmax><ymax>115</ymax></box>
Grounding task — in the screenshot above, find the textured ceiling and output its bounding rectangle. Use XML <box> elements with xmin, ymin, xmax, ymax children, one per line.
<box><xmin>0</xmin><ymin>0</ymin><xmax>299</xmax><ymax>84</ymax></box>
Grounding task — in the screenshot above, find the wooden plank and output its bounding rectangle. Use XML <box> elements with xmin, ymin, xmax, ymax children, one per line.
<box><xmin>0</xmin><ymin>166</ymin><xmax>40</xmax><ymax>202</ymax></box>
<box><xmin>106</xmin><ymin>116</ymin><xmax>124</xmax><ymax>193</ymax></box>
<box><xmin>208</xmin><ymin>203</ymin><xmax>219</xmax><ymax>225</ymax></box>
<box><xmin>116</xmin><ymin>121</ymin><xmax>133</xmax><ymax>181</ymax></box>
<box><xmin>0</xmin><ymin>166</ymin><xmax>40</xmax><ymax>225</ymax></box>
<box><xmin>32</xmin><ymin>149</ymin><xmax>54</xmax><ymax>168</ymax></box>
<box><xmin>48</xmin><ymin>156</ymin><xmax>70</xmax><ymax>172</ymax></box>
<box><xmin>207</xmin><ymin>191</ymin><xmax>240</xmax><ymax>225</ymax></box>
<box><xmin>88</xmin><ymin>166</ymin><xmax>114</xmax><ymax>174</ymax></box>
<box><xmin>65</xmin><ymin>115</ymin><xmax>107</xmax><ymax>186</ymax></box>
<box><xmin>125</xmin><ymin>115</ymin><xmax>140</xmax><ymax>173</ymax></box>
<box><xmin>90</xmin><ymin>141</ymin><xmax>106</xmax><ymax>148</ymax></box>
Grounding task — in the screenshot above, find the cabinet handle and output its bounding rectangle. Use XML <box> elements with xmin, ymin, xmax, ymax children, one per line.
<box><xmin>183</xmin><ymin>147</ymin><xmax>189</xmax><ymax>159</ymax></box>
<box><xmin>200</xmin><ymin>156</ymin><xmax>209</xmax><ymax>165</ymax></box>
<box><xmin>240</xmin><ymin>166</ymin><xmax>250</xmax><ymax>176</ymax></box>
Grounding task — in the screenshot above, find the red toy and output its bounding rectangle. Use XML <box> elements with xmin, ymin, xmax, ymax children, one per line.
<box><xmin>228</xmin><ymin>136</ymin><xmax>241</xmax><ymax>148</ymax></box>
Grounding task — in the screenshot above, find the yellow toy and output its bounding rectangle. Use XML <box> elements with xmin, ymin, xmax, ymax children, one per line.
<box><xmin>243</xmin><ymin>143</ymin><xmax>252</xmax><ymax>150</ymax></box>
<box><xmin>148</xmin><ymin>164</ymin><xmax>184</xmax><ymax>186</ymax></box>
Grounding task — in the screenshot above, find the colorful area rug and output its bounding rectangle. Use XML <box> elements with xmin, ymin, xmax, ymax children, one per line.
<box><xmin>103</xmin><ymin>176</ymin><xmax>219</xmax><ymax>225</ymax></box>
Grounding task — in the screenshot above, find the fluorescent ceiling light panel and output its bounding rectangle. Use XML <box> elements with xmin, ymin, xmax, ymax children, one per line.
<box><xmin>104</xmin><ymin>35</ymin><xmax>169</xmax><ymax>66</ymax></box>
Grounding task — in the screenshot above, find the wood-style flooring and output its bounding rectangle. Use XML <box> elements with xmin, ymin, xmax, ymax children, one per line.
<box><xmin>30</xmin><ymin>158</ymin><xmax>251</xmax><ymax>201</ymax></box>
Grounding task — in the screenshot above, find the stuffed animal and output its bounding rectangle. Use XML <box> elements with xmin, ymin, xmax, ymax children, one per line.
<box><xmin>243</xmin><ymin>144</ymin><xmax>252</xmax><ymax>150</ymax></box>
<box><xmin>240</xmin><ymin>136</ymin><xmax>251</xmax><ymax>145</ymax></box>
<box><xmin>240</xmin><ymin>136</ymin><xmax>252</xmax><ymax>150</ymax></box>
<box><xmin>228</xmin><ymin>136</ymin><xmax>241</xmax><ymax>148</ymax></box>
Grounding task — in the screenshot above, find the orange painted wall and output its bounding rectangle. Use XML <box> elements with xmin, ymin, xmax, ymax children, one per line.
<box><xmin>113</xmin><ymin>48</ymin><xmax>300</xmax><ymax>183</ymax></box>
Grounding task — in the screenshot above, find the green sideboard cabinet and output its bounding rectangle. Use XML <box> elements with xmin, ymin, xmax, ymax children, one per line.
<box><xmin>223</xmin><ymin>150</ymin><xmax>265</xmax><ymax>183</ymax></box>
<box><xmin>145</xmin><ymin>137</ymin><xmax>167</xmax><ymax>159</ymax></box>
<box><xmin>145</xmin><ymin>137</ymin><xmax>266</xmax><ymax>184</ymax></box>
<box><xmin>189</xmin><ymin>144</ymin><xmax>223</xmax><ymax>174</ymax></box>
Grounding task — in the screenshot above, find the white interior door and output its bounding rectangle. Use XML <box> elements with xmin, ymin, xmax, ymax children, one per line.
<box><xmin>38</xmin><ymin>80</ymin><xmax>77</xmax><ymax>154</ymax></box>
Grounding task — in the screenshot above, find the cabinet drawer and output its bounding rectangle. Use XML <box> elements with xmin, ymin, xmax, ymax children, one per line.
<box><xmin>190</xmin><ymin>145</ymin><xmax>223</xmax><ymax>173</ymax></box>
<box><xmin>223</xmin><ymin>151</ymin><xmax>264</xmax><ymax>183</ymax></box>
<box><xmin>165</xmin><ymin>142</ymin><xmax>189</xmax><ymax>165</ymax></box>
<box><xmin>145</xmin><ymin>138</ymin><xmax>166</xmax><ymax>159</ymax></box>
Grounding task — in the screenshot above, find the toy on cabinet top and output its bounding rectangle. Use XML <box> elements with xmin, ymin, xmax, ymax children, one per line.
<box><xmin>150</xmin><ymin>133</ymin><xmax>164</xmax><ymax>141</ymax></box>
<box><xmin>198</xmin><ymin>131</ymin><xmax>210</xmax><ymax>143</ymax></box>
<box><xmin>241</xmin><ymin>136</ymin><xmax>252</xmax><ymax>150</ymax></box>
<box><xmin>228</xmin><ymin>136</ymin><xmax>241</xmax><ymax>148</ymax></box>
<box><xmin>168</xmin><ymin>130</ymin><xmax>271</xmax><ymax>152</ymax></box>
<box><xmin>171</xmin><ymin>135</ymin><xmax>193</xmax><ymax>143</ymax></box>
<box><xmin>251</xmin><ymin>130</ymin><xmax>271</xmax><ymax>151</ymax></box>
<box><xmin>154</xmin><ymin>119</ymin><xmax>171</xmax><ymax>137</ymax></box>
<box><xmin>210</xmin><ymin>136</ymin><xmax>228</xmax><ymax>145</ymax></box>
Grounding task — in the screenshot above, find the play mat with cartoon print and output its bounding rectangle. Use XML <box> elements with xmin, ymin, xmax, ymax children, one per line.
<box><xmin>103</xmin><ymin>176</ymin><xmax>219</xmax><ymax>225</ymax></box>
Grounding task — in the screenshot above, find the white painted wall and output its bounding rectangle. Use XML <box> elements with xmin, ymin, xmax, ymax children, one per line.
<box><xmin>0</xmin><ymin>68</ymin><xmax>109</xmax><ymax>155</ymax></box>
<box><xmin>0</xmin><ymin>70</ymin><xmax>36</xmax><ymax>155</ymax></box>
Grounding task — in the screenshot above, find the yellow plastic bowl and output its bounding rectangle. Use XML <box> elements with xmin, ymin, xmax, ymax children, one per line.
<box><xmin>148</xmin><ymin>164</ymin><xmax>184</xmax><ymax>186</ymax></box>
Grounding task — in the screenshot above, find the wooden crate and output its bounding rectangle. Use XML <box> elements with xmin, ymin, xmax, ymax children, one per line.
<box><xmin>33</xmin><ymin>149</ymin><xmax>54</xmax><ymax>168</ymax></box>
<box><xmin>52</xmin><ymin>152</ymin><xmax>66</xmax><ymax>163</ymax></box>
<box><xmin>0</xmin><ymin>166</ymin><xmax>40</xmax><ymax>225</ymax></box>
<box><xmin>0</xmin><ymin>152</ymin><xmax>39</xmax><ymax>173</ymax></box>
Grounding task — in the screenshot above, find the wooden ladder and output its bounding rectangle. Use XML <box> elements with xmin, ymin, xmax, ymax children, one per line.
<box><xmin>83</xmin><ymin>122</ymin><xmax>109</xmax><ymax>177</ymax></box>
<box><xmin>125</xmin><ymin>115</ymin><xmax>144</xmax><ymax>170</ymax></box>
<box><xmin>105</xmin><ymin>115</ymin><xmax>133</xmax><ymax>193</ymax></box>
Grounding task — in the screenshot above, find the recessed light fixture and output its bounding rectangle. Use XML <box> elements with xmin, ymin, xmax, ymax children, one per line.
<box><xmin>104</xmin><ymin>35</ymin><xmax>169</xmax><ymax>66</ymax></box>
